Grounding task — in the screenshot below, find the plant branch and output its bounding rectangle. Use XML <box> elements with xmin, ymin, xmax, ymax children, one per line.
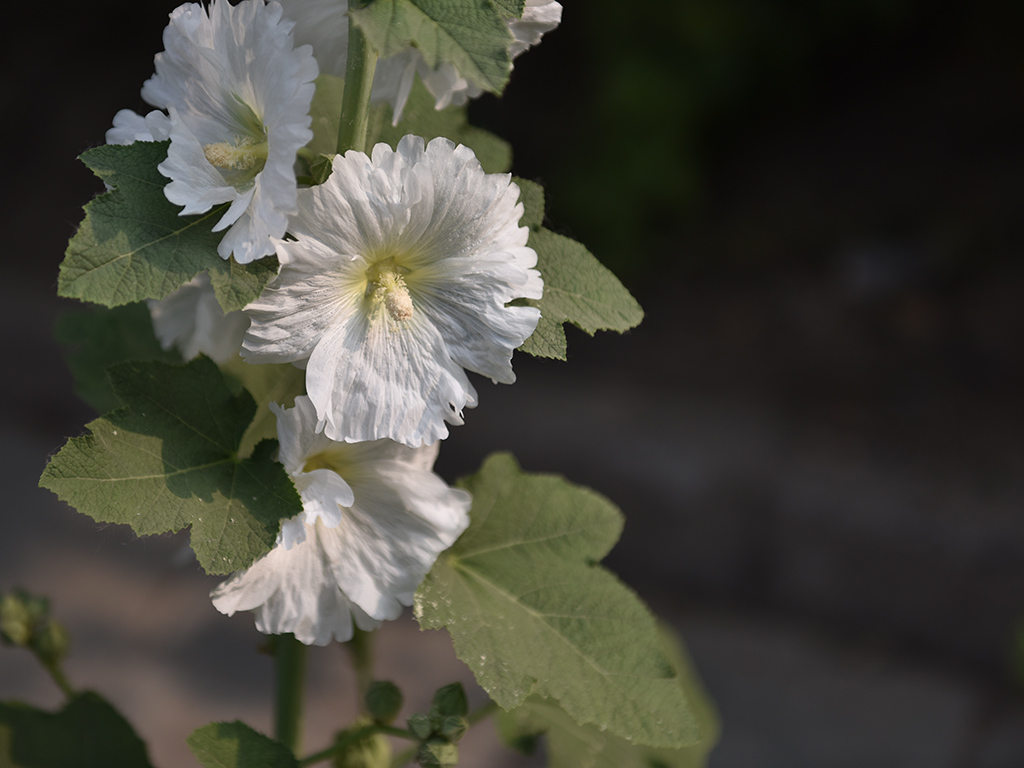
<box><xmin>347</xmin><ymin>627</ymin><xmax>375</xmax><ymax>708</ymax></box>
<box><xmin>337</xmin><ymin>2</ymin><xmax>378</xmax><ymax>155</ymax></box>
<box><xmin>43</xmin><ymin>661</ymin><xmax>76</xmax><ymax>700</ymax></box>
<box><xmin>274</xmin><ymin>633</ymin><xmax>307</xmax><ymax>754</ymax></box>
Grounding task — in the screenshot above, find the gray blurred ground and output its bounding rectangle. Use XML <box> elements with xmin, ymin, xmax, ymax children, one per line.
<box><xmin>4</xmin><ymin>1</ymin><xmax>1024</xmax><ymax>766</ymax></box>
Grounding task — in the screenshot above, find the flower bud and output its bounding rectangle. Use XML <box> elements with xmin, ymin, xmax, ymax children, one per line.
<box><xmin>407</xmin><ymin>713</ymin><xmax>434</xmax><ymax>741</ymax></box>
<box><xmin>438</xmin><ymin>715</ymin><xmax>467</xmax><ymax>744</ymax></box>
<box><xmin>365</xmin><ymin>680</ymin><xmax>403</xmax><ymax>724</ymax></box>
<box><xmin>416</xmin><ymin>737</ymin><xmax>458</xmax><ymax>768</ymax></box>
<box><xmin>430</xmin><ymin>683</ymin><xmax>468</xmax><ymax>718</ymax></box>
<box><xmin>0</xmin><ymin>593</ymin><xmax>32</xmax><ymax>646</ymax></box>
<box><xmin>32</xmin><ymin>620</ymin><xmax>70</xmax><ymax>667</ymax></box>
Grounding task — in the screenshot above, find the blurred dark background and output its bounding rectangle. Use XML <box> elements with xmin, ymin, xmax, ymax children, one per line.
<box><xmin>3</xmin><ymin>0</ymin><xmax>1024</xmax><ymax>765</ymax></box>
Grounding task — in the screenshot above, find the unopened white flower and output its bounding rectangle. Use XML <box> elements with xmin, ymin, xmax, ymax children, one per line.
<box><xmin>147</xmin><ymin>273</ymin><xmax>249</xmax><ymax>364</ymax></box>
<box><xmin>279</xmin><ymin>0</ymin><xmax>561</xmax><ymax>122</ymax></box>
<box><xmin>211</xmin><ymin>396</ymin><xmax>471</xmax><ymax>646</ymax></box>
<box><xmin>140</xmin><ymin>0</ymin><xmax>318</xmax><ymax>263</ymax></box>
<box><xmin>242</xmin><ymin>135</ymin><xmax>542</xmax><ymax>447</ymax></box>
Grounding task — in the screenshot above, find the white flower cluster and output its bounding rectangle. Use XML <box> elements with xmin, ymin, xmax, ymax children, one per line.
<box><xmin>110</xmin><ymin>0</ymin><xmax>555</xmax><ymax>644</ymax></box>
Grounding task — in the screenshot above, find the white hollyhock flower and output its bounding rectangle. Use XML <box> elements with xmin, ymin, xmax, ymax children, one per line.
<box><xmin>242</xmin><ymin>135</ymin><xmax>542</xmax><ymax>447</ymax></box>
<box><xmin>211</xmin><ymin>396</ymin><xmax>471</xmax><ymax>646</ymax></box>
<box><xmin>140</xmin><ymin>0</ymin><xmax>318</xmax><ymax>263</ymax></box>
<box><xmin>147</xmin><ymin>273</ymin><xmax>249</xmax><ymax>364</ymax></box>
<box><xmin>279</xmin><ymin>0</ymin><xmax>561</xmax><ymax>122</ymax></box>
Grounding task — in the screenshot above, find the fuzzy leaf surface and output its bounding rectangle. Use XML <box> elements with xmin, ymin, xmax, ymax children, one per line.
<box><xmin>416</xmin><ymin>453</ymin><xmax>698</xmax><ymax>748</ymax></box>
<box><xmin>350</xmin><ymin>0</ymin><xmax>514</xmax><ymax>94</ymax></box>
<box><xmin>515</xmin><ymin>177</ymin><xmax>546</xmax><ymax>231</ymax></box>
<box><xmin>491</xmin><ymin>0</ymin><xmax>525</xmax><ymax>17</ymax></box>
<box><xmin>39</xmin><ymin>358</ymin><xmax>301</xmax><ymax>574</ymax></box>
<box><xmin>59</xmin><ymin>142</ymin><xmax>274</xmax><ymax>312</ymax></box>
<box><xmin>516</xmin><ymin>314</ymin><xmax>567</xmax><ymax>359</ymax></box>
<box><xmin>308</xmin><ymin>75</ymin><xmax>511</xmax><ymax>173</ymax></box>
<box><xmin>187</xmin><ymin>722</ymin><xmax>298</xmax><ymax>768</ymax></box>
<box><xmin>221</xmin><ymin>358</ymin><xmax>306</xmax><ymax>458</ymax></box>
<box><xmin>0</xmin><ymin>692</ymin><xmax>153</xmax><ymax>768</ymax></box>
<box><xmin>527</xmin><ymin>228</ymin><xmax>644</xmax><ymax>339</ymax></box>
<box><xmin>498</xmin><ymin>627</ymin><xmax>720</xmax><ymax>767</ymax></box>
<box><xmin>54</xmin><ymin>303</ymin><xmax>182</xmax><ymax>413</ymax></box>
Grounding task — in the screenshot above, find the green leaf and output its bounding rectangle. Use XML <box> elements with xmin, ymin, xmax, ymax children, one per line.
<box><xmin>515</xmin><ymin>177</ymin><xmax>545</xmax><ymax>231</ymax></box>
<box><xmin>59</xmin><ymin>142</ymin><xmax>275</xmax><ymax>313</ymax></box>
<box><xmin>497</xmin><ymin>627</ymin><xmax>721</xmax><ymax>767</ymax></box>
<box><xmin>308</xmin><ymin>74</ymin><xmax>512</xmax><ymax>174</ymax></box>
<box><xmin>516</xmin><ymin>314</ymin><xmax>566</xmax><ymax>360</ymax></box>
<box><xmin>0</xmin><ymin>692</ymin><xmax>154</xmax><ymax>768</ymax></box>
<box><xmin>187</xmin><ymin>721</ymin><xmax>297</xmax><ymax>768</ymax></box>
<box><xmin>220</xmin><ymin>358</ymin><xmax>306</xmax><ymax>459</ymax></box>
<box><xmin>490</xmin><ymin>0</ymin><xmax>525</xmax><ymax>17</ymax></box>
<box><xmin>415</xmin><ymin>454</ymin><xmax>699</xmax><ymax>748</ymax></box>
<box><xmin>528</xmin><ymin>229</ymin><xmax>645</xmax><ymax>335</ymax></box>
<box><xmin>207</xmin><ymin>254</ymin><xmax>281</xmax><ymax>315</ymax></box>
<box><xmin>520</xmin><ymin>229</ymin><xmax>645</xmax><ymax>360</ymax></box>
<box><xmin>350</xmin><ymin>0</ymin><xmax>514</xmax><ymax>95</ymax></box>
<box><xmin>39</xmin><ymin>358</ymin><xmax>302</xmax><ymax>574</ymax></box>
<box><xmin>54</xmin><ymin>303</ymin><xmax>182</xmax><ymax>413</ymax></box>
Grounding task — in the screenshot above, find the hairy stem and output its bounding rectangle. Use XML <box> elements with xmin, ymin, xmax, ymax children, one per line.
<box><xmin>299</xmin><ymin>724</ymin><xmax>416</xmax><ymax>767</ymax></box>
<box><xmin>274</xmin><ymin>633</ymin><xmax>307</xmax><ymax>754</ymax></box>
<box><xmin>43</xmin><ymin>662</ymin><xmax>75</xmax><ymax>700</ymax></box>
<box><xmin>337</xmin><ymin>3</ymin><xmax>378</xmax><ymax>155</ymax></box>
<box><xmin>347</xmin><ymin>627</ymin><xmax>375</xmax><ymax>708</ymax></box>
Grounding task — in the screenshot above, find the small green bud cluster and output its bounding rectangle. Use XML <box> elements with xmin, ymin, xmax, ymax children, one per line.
<box><xmin>407</xmin><ymin>683</ymin><xmax>470</xmax><ymax>767</ymax></box>
<box><xmin>0</xmin><ymin>590</ymin><xmax>69</xmax><ymax>667</ymax></box>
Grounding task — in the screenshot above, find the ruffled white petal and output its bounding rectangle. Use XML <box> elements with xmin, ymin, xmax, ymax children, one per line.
<box><xmin>143</xmin><ymin>0</ymin><xmax>318</xmax><ymax>263</ymax></box>
<box><xmin>510</xmin><ymin>0</ymin><xmax>563</xmax><ymax>58</ymax></box>
<box><xmin>211</xmin><ymin>396</ymin><xmax>470</xmax><ymax>644</ymax></box>
<box><xmin>106</xmin><ymin>109</ymin><xmax>172</xmax><ymax>145</ymax></box>
<box><xmin>147</xmin><ymin>273</ymin><xmax>249</xmax><ymax>363</ymax></box>
<box><xmin>303</xmin><ymin>304</ymin><xmax>477</xmax><ymax>446</ymax></box>
<box><xmin>211</xmin><ymin>517</ymin><xmax>381</xmax><ymax>646</ymax></box>
<box><xmin>277</xmin><ymin>0</ymin><xmax>350</xmax><ymax>76</ymax></box>
<box><xmin>243</xmin><ymin>135</ymin><xmax>539</xmax><ymax>446</ymax></box>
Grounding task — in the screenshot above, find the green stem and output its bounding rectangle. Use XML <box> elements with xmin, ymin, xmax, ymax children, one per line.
<box><xmin>299</xmin><ymin>724</ymin><xmax>373</xmax><ymax>767</ymax></box>
<box><xmin>43</xmin><ymin>662</ymin><xmax>75</xmax><ymax>700</ymax></box>
<box><xmin>274</xmin><ymin>633</ymin><xmax>307</xmax><ymax>754</ymax></box>
<box><xmin>337</xmin><ymin>6</ymin><xmax>378</xmax><ymax>155</ymax></box>
<box><xmin>299</xmin><ymin>724</ymin><xmax>416</xmax><ymax>767</ymax></box>
<box><xmin>376</xmin><ymin>725</ymin><xmax>417</xmax><ymax>740</ymax></box>
<box><xmin>467</xmin><ymin>699</ymin><xmax>499</xmax><ymax>726</ymax></box>
<box><xmin>347</xmin><ymin>627</ymin><xmax>375</xmax><ymax>708</ymax></box>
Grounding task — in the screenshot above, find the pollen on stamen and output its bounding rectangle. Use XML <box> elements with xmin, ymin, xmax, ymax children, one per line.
<box><xmin>373</xmin><ymin>271</ymin><xmax>414</xmax><ymax>322</ymax></box>
<box><xmin>203</xmin><ymin>136</ymin><xmax>266</xmax><ymax>171</ymax></box>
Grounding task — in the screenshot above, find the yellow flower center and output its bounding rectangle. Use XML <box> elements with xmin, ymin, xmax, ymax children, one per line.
<box><xmin>366</xmin><ymin>260</ymin><xmax>413</xmax><ymax>322</ymax></box>
<box><xmin>203</xmin><ymin>135</ymin><xmax>269</xmax><ymax>171</ymax></box>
